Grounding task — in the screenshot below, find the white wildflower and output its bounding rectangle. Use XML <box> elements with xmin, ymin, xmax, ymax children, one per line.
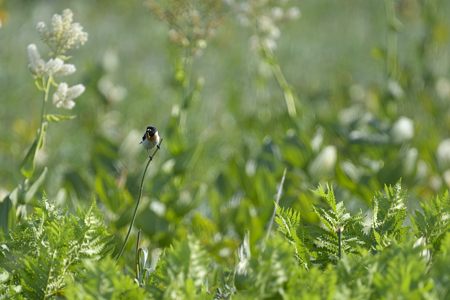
<box><xmin>271</xmin><ymin>7</ymin><xmax>284</xmax><ymax>20</ymax></box>
<box><xmin>150</xmin><ymin>201</ymin><xmax>166</xmax><ymax>216</ymax></box>
<box><xmin>262</xmin><ymin>37</ymin><xmax>277</xmax><ymax>51</ymax></box>
<box><xmin>437</xmin><ymin>139</ymin><xmax>450</xmax><ymax>169</ymax></box>
<box><xmin>308</xmin><ymin>145</ymin><xmax>338</xmax><ymax>179</ymax></box>
<box><xmin>54</xmin><ymin>63</ymin><xmax>76</xmax><ymax>76</ymax></box>
<box><xmin>36</xmin><ymin>21</ymin><xmax>46</xmax><ymax>34</ymax></box>
<box><xmin>228</xmin><ymin>1</ymin><xmax>299</xmax><ymax>52</ymax></box>
<box><xmin>258</xmin><ymin>15</ymin><xmax>276</xmax><ymax>34</ymax></box>
<box><xmin>436</xmin><ymin>77</ymin><xmax>450</xmax><ymax>99</ymax></box>
<box><xmin>44</xmin><ymin>58</ymin><xmax>64</xmax><ymax>75</ymax></box>
<box><xmin>52</xmin><ymin>82</ymin><xmax>85</xmax><ymax>109</ymax></box>
<box><xmin>387</xmin><ymin>79</ymin><xmax>404</xmax><ymax>98</ymax></box>
<box><xmin>27</xmin><ymin>44</ymin><xmax>45</xmax><ymax>76</ymax></box>
<box><xmin>286</xmin><ymin>7</ymin><xmax>301</xmax><ymax>20</ymax></box>
<box><xmin>403</xmin><ymin>148</ymin><xmax>418</xmax><ymax>175</ymax></box>
<box><xmin>98</xmin><ymin>77</ymin><xmax>127</xmax><ymax>103</ymax></box>
<box><xmin>443</xmin><ymin>170</ymin><xmax>450</xmax><ymax>188</ymax></box>
<box><xmin>38</xmin><ymin>8</ymin><xmax>88</xmax><ymax>55</ymax></box>
<box><xmin>391</xmin><ymin>117</ymin><xmax>414</xmax><ymax>144</ymax></box>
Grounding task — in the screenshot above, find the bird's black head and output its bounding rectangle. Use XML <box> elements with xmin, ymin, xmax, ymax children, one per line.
<box><xmin>146</xmin><ymin>126</ymin><xmax>157</xmax><ymax>136</ymax></box>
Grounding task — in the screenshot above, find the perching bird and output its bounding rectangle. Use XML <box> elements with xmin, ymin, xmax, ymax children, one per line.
<box><xmin>140</xmin><ymin>126</ymin><xmax>161</xmax><ymax>154</ymax></box>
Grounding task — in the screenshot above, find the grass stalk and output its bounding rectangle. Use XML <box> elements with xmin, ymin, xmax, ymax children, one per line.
<box><xmin>115</xmin><ymin>138</ymin><xmax>163</xmax><ymax>261</ymax></box>
<box><xmin>263</xmin><ymin>168</ymin><xmax>287</xmax><ymax>249</ymax></box>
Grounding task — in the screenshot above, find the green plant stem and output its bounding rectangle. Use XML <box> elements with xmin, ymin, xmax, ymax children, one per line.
<box><xmin>115</xmin><ymin>138</ymin><xmax>163</xmax><ymax>261</ymax></box>
<box><xmin>261</xmin><ymin>44</ymin><xmax>298</xmax><ymax>117</ymax></box>
<box><xmin>39</xmin><ymin>77</ymin><xmax>53</xmax><ymax>134</ymax></box>
<box><xmin>179</xmin><ymin>53</ymin><xmax>194</xmax><ymax>131</ymax></box>
<box><xmin>263</xmin><ymin>168</ymin><xmax>287</xmax><ymax>249</ymax></box>
<box><xmin>135</xmin><ymin>229</ymin><xmax>142</xmax><ymax>284</ymax></box>
<box><xmin>384</xmin><ymin>0</ymin><xmax>399</xmax><ymax>80</ymax></box>
<box><xmin>37</xmin><ymin>77</ymin><xmax>52</xmax><ymax>150</ymax></box>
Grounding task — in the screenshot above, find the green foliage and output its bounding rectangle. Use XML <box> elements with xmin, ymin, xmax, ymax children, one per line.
<box><xmin>412</xmin><ymin>192</ymin><xmax>450</xmax><ymax>255</ymax></box>
<box><xmin>431</xmin><ymin>233</ymin><xmax>450</xmax><ymax>298</ymax></box>
<box><xmin>147</xmin><ymin>235</ymin><xmax>211</xmax><ymax>299</ymax></box>
<box><xmin>64</xmin><ymin>258</ymin><xmax>146</xmax><ymax>300</ymax></box>
<box><xmin>1</xmin><ymin>1</ymin><xmax>450</xmax><ymax>299</ymax></box>
<box><xmin>275</xmin><ymin>205</ymin><xmax>310</xmax><ymax>267</ymax></box>
<box><xmin>0</xmin><ymin>198</ymin><xmax>112</xmax><ymax>299</ymax></box>
<box><xmin>0</xmin><ymin>183</ymin><xmax>449</xmax><ymax>299</ymax></box>
<box><xmin>233</xmin><ymin>234</ymin><xmax>298</xmax><ymax>299</ymax></box>
<box><xmin>311</xmin><ymin>184</ymin><xmax>365</xmax><ymax>265</ymax></box>
<box><xmin>369</xmin><ymin>182</ymin><xmax>408</xmax><ymax>249</ymax></box>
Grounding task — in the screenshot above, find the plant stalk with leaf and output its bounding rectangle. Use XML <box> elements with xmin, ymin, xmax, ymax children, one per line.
<box><xmin>0</xmin><ymin>9</ymin><xmax>87</xmax><ymax>232</ymax></box>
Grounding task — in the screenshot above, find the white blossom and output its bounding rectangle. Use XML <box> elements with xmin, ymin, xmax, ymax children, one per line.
<box><xmin>44</xmin><ymin>58</ymin><xmax>64</xmax><ymax>75</ymax></box>
<box><xmin>52</xmin><ymin>82</ymin><xmax>85</xmax><ymax>109</ymax></box>
<box><xmin>227</xmin><ymin>0</ymin><xmax>300</xmax><ymax>52</ymax></box>
<box><xmin>388</xmin><ymin>80</ymin><xmax>405</xmax><ymax>99</ymax></box>
<box><xmin>271</xmin><ymin>7</ymin><xmax>284</xmax><ymax>20</ymax></box>
<box><xmin>436</xmin><ymin>77</ymin><xmax>450</xmax><ymax>99</ymax></box>
<box><xmin>308</xmin><ymin>145</ymin><xmax>338</xmax><ymax>179</ymax></box>
<box><xmin>37</xmin><ymin>9</ymin><xmax>88</xmax><ymax>55</ymax></box>
<box><xmin>54</xmin><ymin>63</ymin><xmax>76</xmax><ymax>76</ymax></box>
<box><xmin>286</xmin><ymin>7</ymin><xmax>301</xmax><ymax>19</ymax></box>
<box><xmin>27</xmin><ymin>44</ymin><xmax>45</xmax><ymax>76</ymax></box>
<box><xmin>391</xmin><ymin>117</ymin><xmax>414</xmax><ymax>144</ymax></box>
<box><xmin>437</xmin><ymin>139</ymin><xmax>450</xmax><ymax>169</ymax></box>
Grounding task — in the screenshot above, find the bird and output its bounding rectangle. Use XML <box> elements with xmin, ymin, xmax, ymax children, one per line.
<box><xmin>140</xmin><ymin>126</ymin><xmax>161</xmax><ymax>156</ymax></box>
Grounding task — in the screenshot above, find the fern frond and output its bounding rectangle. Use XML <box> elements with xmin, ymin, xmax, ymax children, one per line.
<box><xmin>369</xmin><ymin>182</ymin><xmax>407</xmax><ymax>249</ymax></box>
<box><xmin>311</xmin><ymin>184</ymin><xmax>365</xmax><ymax>265</ymax></box>
<box><xmin>275</xmin><ymin>205</ymin><xmax>310</xmax><ymax>267</ymax></box>
<box><xmin>0</xmin><ymin>198</ymin><xmax>112</xmax><ymax>298</ymax></box>
<box><xmin>147</xmin><ymin>234</ymin><xmax>211</xmax><ymax>298</ymax></box>
<box><xmin>412</xmin><ymin>192</ymin><xmax>450</xmax><ymax>255</ymax></box>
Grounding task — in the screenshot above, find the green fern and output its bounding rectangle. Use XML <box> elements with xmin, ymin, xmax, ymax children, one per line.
<box><xmin>0</xmin><ymin>198</ymin><xmax>112</xmax><ymax>299</ymax></box>
<box><xmin>147</xmin><ymin>235</ymin><xmax>211</xmax><ymax>299</ymax></box>
<box><xmin>370</xmin><ymin>239</ymin><xmax>435</xmax><ymax>299</ymax></box>
<box><xmin>274</xmin><ymin>205</ymin><xmax>310</xmax><ymax>267</ymax></box>
<box><xmin>430</xmin><ymin>233</ymin><xmax>450</xmax><ymax>298</ymax></box>
<box><xmin>64</xmin><ymin>257</ymin><xmax>146</xmax><ymax>299</ymax></box>
<box><xmin>311</xmin><ymin>184</ymin><xmax>364</xmax><ymax>265</ymax></box>
<box><xmin>369</xmin><ymin>182</ymin><xmax>407</xmax><ymax>249</ymax></box>
<box><xmin>233</xmin><ymin>234</ymin><xmax>297</xmax><ymax>299</ymax></box>
<box><xmin>286</xmin><ymin>265</ymin><xmax>337</xmax><ymax>300</ymax></box>
<box><xmin>412</xmin><ymin>192</ymin><xmax>450</xmax><ymax>255</ymax></box>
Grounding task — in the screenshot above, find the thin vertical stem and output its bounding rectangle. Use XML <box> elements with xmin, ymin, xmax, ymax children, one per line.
<box><xmin>384</xmin><ymin>0</ymin><xmax>399</xmax><ymax>80</ymax></box>
<box><xmin>264</xmin><ymin>168</ymin><xmax>287</xmax><ymax>249</ymax></box>
<box><xmin>116</xmin><ymin>139</ymin><xmax>163</xmax><ymax>261</ymax></box>
<box><xmin>37</xmin><ymin>78</ymin><xmax>52</xmax><ymax>149</ymax></box>
<box><xmin>261</xmin><ymin>44</ymin><xmax>298</xmax><ymax>117</ymax></box>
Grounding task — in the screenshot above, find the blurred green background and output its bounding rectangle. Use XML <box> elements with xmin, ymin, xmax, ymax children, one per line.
<box><xmin>1</xmin><ymin>0</ymin><xmax>450</xmax><ymax>259</ymax></box>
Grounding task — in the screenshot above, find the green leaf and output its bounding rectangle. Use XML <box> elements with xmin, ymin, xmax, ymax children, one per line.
<box><xmin>24</xmin><ymin>167</ymin><xmax>47</xmax><ymax>203</ymax></box>
<box><xmin>20</xmin><ymin>123</ymin><xmax>47</xmax><ymax>179</ymax></box>
<box><xmin>0</xmin><ymin>195</ymin><xmax>13</xmax><ymax>234</ymax></box>
<box><xmin>44</xmin><ymin>114</ymin><xmax>76</xmax><ymax>123</ymax></box>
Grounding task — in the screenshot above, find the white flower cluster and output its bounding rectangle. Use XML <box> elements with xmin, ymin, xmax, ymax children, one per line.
<box><xmin>52</xmin><ymin>82</ymin><xmax>85</xmax><ymax>109</ymax></box>
<box><xmin>146</xmin><ymin>0</ymin><xmax>222</xmax><ymax>57</ymax></box>
<box><xmin>226</xmin><ymin>0</ymin><xmax>300</xmax><ymax>51</ymax></box>
<box><xmin>36</xmin><ymin>9</ymin><xmax>88</xmax><ymax>56</ymax></box>
<box><xmin>27</xmin><ymin>9</ymin><xmax>87</xmax><ymax>110</ymax></box>
<box><xmin>27</xmin><ymin>44</ymin><xmax>76</xmax><ymax>77</ymax></box>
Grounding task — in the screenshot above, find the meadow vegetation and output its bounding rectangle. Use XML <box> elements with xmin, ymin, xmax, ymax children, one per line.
<box><xmin>1</xmin><ymin>0</ymin><xmax>450</xmax><ymax>298</ymax></box>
